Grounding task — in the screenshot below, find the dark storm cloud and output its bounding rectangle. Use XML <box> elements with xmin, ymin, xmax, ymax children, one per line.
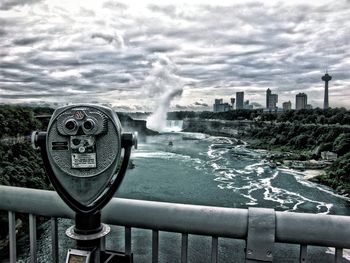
<box><xmin>0</xmin><ymin>0</ymin><xmax>42</xmax><ymax>10</ymax></box>
<box><xmin>91</xmin><ymin>33</ymin><xmax>115</xmax><ymax>43</ymax></box>
<box><xmin>13</xmin><ymin>36</ymin><xmax>43</xmax><ymax>46</ymax></box>
<box><xmin>1</xmin><ymin>1</ymin><xmax>350</xmax><ymax>108</ymax></box>
<box><xmin>0</xmin><ymin>28</ymin><xmax>6</xmax><ymax>37</ymax></box>
<box><xmin>28</xmin><ymin>57</ymin><xmax>87</xmax><ymax>67</ymax></box>
<box><xmin>1</xmin><ymin>93</ymin><xmax>78</xmax><ymax>99</ymax></box>
<box><xmin>194</xmin><ymin>102</ymin><xmax>208</xmax><ymax>107</ymax></box>
<box><xmin>175</xmin><ymin>104</ymin><xmax>188</xmax><ymax>110</ymax></box>
<box><xmin>174</xmin><ymin>102</ymin><xmax>210</xmax><ymax>111</ymax></box>
<box><xmin>145</xmin><ymin>43</ymin><xmax>178</xmax><ymax>53</ymax></box>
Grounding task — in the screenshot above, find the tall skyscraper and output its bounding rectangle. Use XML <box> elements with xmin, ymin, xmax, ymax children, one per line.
<box><xmin>266</xmin><ymin>88</ymin><xmax>271</xmax><ymax>108</ymax></box>
<box><xmin>236</xmin><ymin>92</ymin><xmax>244</xmax><ymax>109</ymax></box>
<box><xmin>282</xmin><ymin>101</ymin><xmax>292</xmax><ymax>111</ymax></box>
<box><xmin>266</xmin><ymin>88</ymin><xmax>278</xmax><ymax>109</ymax></box>
<box><xmin>268</xmin><ymin>94</ymin><xmax>278</xmax><ymax>109</ymax></box>
<box><xmin>213</xmin><ymin>99</ymin><xmax>223</xmax><ymax>112</ymax></box>
<box><xmin>215</xmin><ymin>99</ymin><xmax>223</xmax><ymax>105</ymax></box>
<box><xmin>322</xmin><ymin>72</ymin><xmax>332</xmax><ymax>109</ymax></box>
<box><xmin>296</xmin><ymin>93</ymin><xmax>307</xmax><ymax>110</ymax></box>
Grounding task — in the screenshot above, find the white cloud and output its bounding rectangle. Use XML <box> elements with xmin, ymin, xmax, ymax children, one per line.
<box><xmin>49</xmin><ymin>69</ymin><xmax>82</xmax><ymax>79</ymax></box>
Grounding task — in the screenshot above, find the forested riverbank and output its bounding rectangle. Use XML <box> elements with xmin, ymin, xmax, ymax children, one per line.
<box><xmin>182</xmin><ymin>108</ymin><xmax>350</xmax><ymax>196</ymax></box>
<box><xmin>247</xmin><ymin>122</ymin><xmax>350</xmax><ymax>195</ymax></box>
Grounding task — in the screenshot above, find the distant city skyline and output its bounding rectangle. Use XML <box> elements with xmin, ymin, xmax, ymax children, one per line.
<box><xmin>213</xmin><ymin>76</ymin><xmax>332</xmax><ymax>111</ymax></box>
<box><xmin>1</xmin><ymin>0</ymin><xmax>350</xmax><ymax>111</ymax></box>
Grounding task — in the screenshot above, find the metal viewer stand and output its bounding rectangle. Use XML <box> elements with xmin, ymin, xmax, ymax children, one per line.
<box><xmin>32</xmin><ymin>105</ymin><xmax>137</xmax><ymax>263</ymax></box>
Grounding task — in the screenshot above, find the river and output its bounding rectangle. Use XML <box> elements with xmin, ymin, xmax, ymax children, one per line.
<box><xmin>13</xmin><ymin>132</ymin><xmax>350</xmax><ymax>262</ymax></box>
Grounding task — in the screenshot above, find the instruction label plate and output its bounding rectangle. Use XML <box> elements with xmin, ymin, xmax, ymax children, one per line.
<box><xmin>71</xmin><ymin>153</ymin><xmax>96</xmax><ymax>168</ymax></box>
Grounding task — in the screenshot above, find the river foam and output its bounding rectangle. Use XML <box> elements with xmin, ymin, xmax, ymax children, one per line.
<box><xmin>129</xmin><ymin>132</ymin><xmax>347</xmax><ymax>215</ymax></box>
<box><xmin>206</xmin><ymin>137</ymin><xmax>335</xmax><ymax>214</ymax></box>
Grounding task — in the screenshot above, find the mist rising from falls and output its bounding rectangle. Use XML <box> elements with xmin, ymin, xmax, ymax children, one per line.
<box><xmin>145</xmin><ymin>55</ymin><xmax>183</xmax><ymax>132</ymax></box>
<box><xmin>147</xmin><ymin>88</ymin><xmax>183</xmax><ymax>131</ymax></box>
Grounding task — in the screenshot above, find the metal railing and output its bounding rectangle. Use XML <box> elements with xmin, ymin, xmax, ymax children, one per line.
<box><xmin>1</xmin><ymin>185</ymin><xmax>350</xmax><ymax>262</ymax></box>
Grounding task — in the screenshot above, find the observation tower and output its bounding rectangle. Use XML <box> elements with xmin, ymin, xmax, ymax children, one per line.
<box><xmin>322</xmin><ymin>72</ymin><xmax>332</xmax><ymax>109</ymax></box>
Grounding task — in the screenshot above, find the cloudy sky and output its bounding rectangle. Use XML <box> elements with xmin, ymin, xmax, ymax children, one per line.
<box><xmin>1</xmin><ymin>0</ymin><xmax>350</xmax><ymax>111</ymax></box>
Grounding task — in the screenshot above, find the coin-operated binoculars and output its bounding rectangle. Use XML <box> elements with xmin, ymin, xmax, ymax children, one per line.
<box><xmin>31</xmin><ymin>104</ymin><xmax>137</xmax><ymax>263</ymax></box>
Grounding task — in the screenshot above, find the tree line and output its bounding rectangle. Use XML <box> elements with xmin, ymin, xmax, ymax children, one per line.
<box><xmin>168</xmin><ymin>107</ymin><xmax>350</xmax><ymax>126</ymax></box>
<box><xmin>262</xmin><ymin>108</ymin><xmax>350</xmax><ymax>125</ymax></box>
<box><xmin>249</xmin><ymin>122</ymin><xmax>350</xmax><ymax>155</ymax></box>
<box><xmin>0</xmin><ymin>105</ymin><xmax>52</xmax><ymax>250</ymax></box>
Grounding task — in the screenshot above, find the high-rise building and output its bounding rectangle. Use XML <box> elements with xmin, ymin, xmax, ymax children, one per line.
<box><xmin>268</xmin><ymin>94</ymin><xmax>278</xmax><ymax>109</ymax></box>
<box><xmin>282</xmin><ymin>101</ymin><xmax>292</xmax><ymax>111</ymax></box>
<box><xmin>236</xmin><ymin>92</ymin><xmax>244</xmax><ymax>109</ymax></box>
<box><xmin>230</xmin><ymin>98</ymin><xmax>235</xmax><ymax>106</ymax></box>
<box><xmin>213</xmin><ymin>99</ymin><xmax>222</xmax><ymax>112</ymax></box>
<box><xmin>266</xmin><ymin>88</ymin><xmax>278</xmax><ymax>109</ymax></box>
<box><xmin>296</xmin><ymin>93</ymin><xmax>307</xmax><ymax>110</ymax></box>
<box><xmin>215</xmin><ymin>99</ymin><xmax>223</xmax><ymax>105</ymax></box>
<box><xmin>266</xmin><ymin>88</ymin><xmax>271</xmax><ymax>108</ymax></box>
<box><xmin>213</xmin><ymin>99</ymin><xmax>232</xmax><ymax>112</ymax></box>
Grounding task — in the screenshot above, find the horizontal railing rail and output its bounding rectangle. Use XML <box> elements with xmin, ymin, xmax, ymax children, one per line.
<box><xmin>1</xmin><ymin>185</ymin><xmax>350</xmax><ymax>262</ymax></box>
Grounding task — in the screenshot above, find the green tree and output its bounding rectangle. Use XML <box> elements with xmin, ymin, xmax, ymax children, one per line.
<box><xmin>333</xmin><ymin>133</ymin><xmax>350</xmax><ymax>156</ymax></box>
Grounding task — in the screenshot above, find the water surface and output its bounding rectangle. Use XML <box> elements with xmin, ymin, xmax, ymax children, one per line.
<box><xmin>13</xmin><ymin>132</ymin><xmax>350</xmax><ymax>262</ymax></box>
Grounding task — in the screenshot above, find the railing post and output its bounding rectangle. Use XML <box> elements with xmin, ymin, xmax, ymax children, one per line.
<box><xmin>8</xmin><ymin>211</ymin><xmax>16</xmax><ymax>263</ymax></box>
<box><xmin>152</xmin><ymin>230</ymin><xmax>159</xmax><ymax>263</ymax></box>
<box><xmin>29</xmin><ymin>214</ymin><xmax>37</xmax><ymax>263</ymax></box>
<box><xmin>335</xmin><ymin>248</ymin><xmax>343</xmax><ymax>263</ymax></box>
<box><xmin>299</xmin><ymin>245</ymin><xmax>307</xmax><ymax>262</ymax></box>
<box><xmin>125</xmin><ymin>226</ymin><xmax>132</xmax><ymax>255</ymax></box>
<box><xmin>211</xmin><ymin>237</ymin><xmax>218</xmax><ymax>263</ymax></box>
<box><xmin>181</xmin><ymin>233</ymin><xmax>188</xmax><ymax>263</ymax></box>
<box><xmin>245</xmin><ymin>208</ymin><xmax>275</xmax><ymax>263</ymax></box>
<box><xmin>51</xmin><ymin>217</ymin><xmax>59</xmax><ymax>263</ymax></box>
